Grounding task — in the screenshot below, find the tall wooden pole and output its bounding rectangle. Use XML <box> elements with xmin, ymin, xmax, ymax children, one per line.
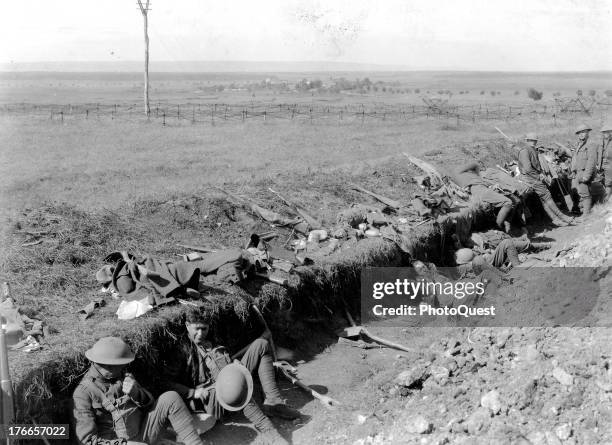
<box><xmin>137</xmin><ymin>0</ymin><xmax>151</xmax><ymax>117</ymax></box>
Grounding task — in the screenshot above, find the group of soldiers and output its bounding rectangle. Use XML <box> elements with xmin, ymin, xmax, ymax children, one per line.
<box><xmin>69</xmin><ymin>122</ymin><xmax>612</xmax><ymax>445</ymax></box>
<box><xmin>455</xmin><ymin>122</ymin><xmax>612</xmax><ymax>232</ymax></box>
<box><xmin>72</xmin><ymin>308</ymin><xmax>297</xmax><ymax>445</ymax></box>
<box><xmin>449</xmin><ymin>120</ymin><xmax>611</xmax><ymax>273</ymax></box>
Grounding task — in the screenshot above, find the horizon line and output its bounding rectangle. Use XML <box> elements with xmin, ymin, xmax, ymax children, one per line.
<box><xmin>1</xmin><ymin>60</ymin><xmax>611</xmax><ymax>74</ymax></box>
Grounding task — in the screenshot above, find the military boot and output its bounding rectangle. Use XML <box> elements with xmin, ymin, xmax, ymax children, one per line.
<box><xmin>263</xmin><ymin>397</ymin><xmax>301</xmax><ymax>420</ymax></box>
<box><xmin>495</xmin><ymin>205</ymin><xmax>513</xmax><ymax>231</ymax></box>
<box><xmin>581</xmin><ymin>196</ymin><xmax>593</xmax><ymax>215</ymax></box>
<box><xmin>542</xmin><ymin>200</ymin><xmax>569</xmax><ymax>226</ymax></box>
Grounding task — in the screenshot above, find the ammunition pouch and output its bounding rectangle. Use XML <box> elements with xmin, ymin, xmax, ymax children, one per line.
<box><xmin>100</xmin><ymin>392</ymin><xmax>143</xmax><ymax>440</ymax></box>
<box><xmin>203</xmin><ymin>346</ymin><xmax>233</xmax><ymax>381</ymax></box>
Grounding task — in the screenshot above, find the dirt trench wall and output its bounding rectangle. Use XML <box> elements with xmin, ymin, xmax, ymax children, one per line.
<box><xmin>15</xmin><ymin>203</ymin><xmax>492</xmax><ymax>435</ymax></box>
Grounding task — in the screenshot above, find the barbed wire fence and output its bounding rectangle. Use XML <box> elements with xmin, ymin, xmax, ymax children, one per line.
<box><xmin>1</xmin><ymin>99</ymin><xmax>611</xmax><ymax>127</ymax></box>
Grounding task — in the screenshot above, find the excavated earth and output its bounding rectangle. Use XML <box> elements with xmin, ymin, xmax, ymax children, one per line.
<box><xmin>2</xmin><ymin>140</ymin><xmax>611</xmax><ymax>445</ymax></box>
<box><xmin>196</xmin><ymin>203</ymin><xmax>612</xmax><ymax>445</ymax></box>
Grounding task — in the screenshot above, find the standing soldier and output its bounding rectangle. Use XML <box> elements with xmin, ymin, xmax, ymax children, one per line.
<box><xmin>598</xmin><ymin>122</ymin><xmax>612</xmax><ymax>200</ymax></box>
<box><xmin>571</xmin><ymin>124</ymin><xmax>599</xmax><ymax>215</ymax></box>
<box><xmin>517</xmin><ymin>133</ymin><xmax>572</xmax><ymax>226</ymax></box>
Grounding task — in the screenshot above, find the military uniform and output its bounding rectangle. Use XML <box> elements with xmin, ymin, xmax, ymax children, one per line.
<box><xmin>453</xmin><ymin>162</ymin><xmax>513</xmax><ymax>230</ymax></box>
<box><xmin>518</xmin><ymin>144</ymin><xmax>553</xmax><ymax>201</ymax></box>
<box><xmin>515</xmin><ymin>137</ymin><xmax>571</xmax><ymax>226</ymax></box>
<box><xmin>597</xmin><ymin>137</ymin><xmax>612</xmax><ymax>197</ymax></box>
<box><xmin>164</xmin><ymin>335</ymin><xmax>297</xmax><ymax>439</ymax></box>
<box><xmin>72</xmin><ymin>338</ymin><xmax>203</xmax><ymax>445</ymax></box>
<box><xmin>571</xmin><ymin>140</ymin><xmax>599</xmax><ymax>213</ymax></box>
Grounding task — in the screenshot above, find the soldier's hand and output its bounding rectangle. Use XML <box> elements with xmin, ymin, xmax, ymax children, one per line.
<box><xmin>193</xmin><ymin>387</ymin><xmax>210</xmax><ymax>401</ymax></box>
<box><xmin>122</xmin><ymin>373</ymin><xmax>138</xmax><ymax>397</ymax></box>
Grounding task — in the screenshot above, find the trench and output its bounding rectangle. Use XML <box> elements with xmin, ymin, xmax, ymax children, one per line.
<box><xmin>10</xmin><ymin>199</ymin><xmax>501</xmax><ymax>445</ymax></box>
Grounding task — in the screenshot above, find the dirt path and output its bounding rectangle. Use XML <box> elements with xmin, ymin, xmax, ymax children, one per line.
<box><xmin>178</xmin><ymin>204</ymin><xmax>612</xmax><ymax>444</ymax></box>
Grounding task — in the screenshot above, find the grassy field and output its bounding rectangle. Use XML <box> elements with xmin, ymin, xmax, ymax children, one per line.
<box><xmin>0</xmin><ymin>71</ymin><xmax>610</xmax><ymax>427</ymax></box>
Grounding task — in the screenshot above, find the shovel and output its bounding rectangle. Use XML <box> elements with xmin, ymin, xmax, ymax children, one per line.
<box><xmin>338</xmin><ymin>308</ymin><xmax>415</xmax><ymax>354</ymax></box>
<box><xmin>248</xmin><ymin>305</ymin><xmax>341</xmax><ymax>409</ymax></box>
<box><xmin>276</xmin><ymin>365</ymin><xmax>341</xmax><ymax>409</ymax></box>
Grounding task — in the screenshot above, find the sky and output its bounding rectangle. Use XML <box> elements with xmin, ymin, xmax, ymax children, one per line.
<box><xmin>1</xmin><ymin>0</ymin><xmax>611</xmax><ymax>71</ymax></box>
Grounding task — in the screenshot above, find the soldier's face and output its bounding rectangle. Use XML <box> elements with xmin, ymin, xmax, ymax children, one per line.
<box><xmin>94</xmin><ymin>363</ymin><xmax>127</xmax><ymax>379</ymax></box>
<box><xmin>603</xmin><ymin>131</ymin><xmax>612</xmax><ymax>141</ymax></box>
<box><xmin>578</xmin><ymin>131</ymin><xmax>590</xmax><ymax>142</ymax></box>
<box><xmin>186</xmin><ymin>322</ymin><xmax>210</xmax><ymax>345</ymax></box>
<box><xmin>527</xmin><ymin>140</ymin><xmax>537</xmax><ymax>148</ymax></box>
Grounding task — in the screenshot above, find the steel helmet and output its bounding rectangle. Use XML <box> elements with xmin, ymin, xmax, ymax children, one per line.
<box><xmin>455</xmin><ymin>248</ymin><xmax>475</xmax><ymax>265</ymax></box>
<box><xmin>524</xmin><ymin>132</ymin><xmax>538</xmax><ymax>142</ymax></box>
<box><xmin>601</xmin><ymin>122</ymin><xmax>612</xmax><ymax>133</ymax></box>
<box><xmin>85</xmin><ymin>337</ymin><xmax>135</xmax><ymax>365</ymax></box>
<box><xmin>575</xmin><ymin>123</ymin><xmax>592</xmax><ymax>134</ymax></box>
<box><xmin>215</xmin><ymin>362</ymin><xmax>254</xmax><ymax>411</ymax></box>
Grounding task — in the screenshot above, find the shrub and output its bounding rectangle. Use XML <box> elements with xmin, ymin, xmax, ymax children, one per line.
<box><xmin>605</xmin><ymin>90</ymin><xmax>612</xmax><ymax>97</ymax></box>
<box><xmin>588</xmin><ymin>90</ymin><xmax>596</xmax><ymax>96</ymax></box>
<box><xmin>514</xmin><ymin>91</ymin><xmax>520</xmax><ymax>95</ymax></box>
<box><xmin>490</xmin><ymin>91</ymin><xmax>496</xmax><ymax>96</ymax></box>
<box><xmin>527</xmin><ymin>88</ymin><xmax>543</xmax><ymax>101</ymax></box>
<box><xmin>577</xmin><ymin>89</ymin><xmax>583</xmax><ymax>96</ymax></box>
<box><xmin>414</xmin><ymin>88</ymin><xmax>420</xmax><ymax>94</ymax></box>
<box><xmin>480</xmin><ymin>90</ymin><xmax>485</xmax><ymax>95</ymax></box>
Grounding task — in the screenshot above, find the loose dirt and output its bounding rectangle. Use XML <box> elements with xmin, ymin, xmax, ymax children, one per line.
<box><xmin>183</xmin><ymin>204</ymin><xmax>612</xmax><ymax>445</ymax></box>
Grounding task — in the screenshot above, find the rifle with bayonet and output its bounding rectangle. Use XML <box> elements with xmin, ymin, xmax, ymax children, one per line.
<box><xmin>348</xmin><ymin>183</ymin><xmax>403</xmax><ymax>209</ymax></box>
<box><xmin>267</xmin><ymin>187</ymin><xmax>322</xmax><ymax>229</ymax></box>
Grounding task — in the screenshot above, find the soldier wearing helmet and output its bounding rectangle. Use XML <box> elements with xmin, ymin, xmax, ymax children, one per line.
<box><xmin>570</xmin><ymin>123</ymin><xmax>599</xmax><ymax>215</ymax></box>
<box><xmin>517</xmin><ymin>133</ymin><xmax>573</xmax><ymax>226</ymax></box>
<box><xmin>455</xmin><ymin>238</ymin><xmax>551</xmax><ymax>274</ymax></box>
<box><xmin>163</xmin><ymin>309</ymin><xmax>298</xmax><ymax>445</ymax></box>
<box><xmin>599</xmin><ymin>121</ymin><xmax>612</xmax><ymax>199</ymax></box>
<box><xmin>72</xmin><ymin>337</ymin><xmax>204</xmax><ymax>445</ymax></box>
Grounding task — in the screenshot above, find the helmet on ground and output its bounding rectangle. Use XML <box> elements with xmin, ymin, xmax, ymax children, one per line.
<box><xmin>85</xmin><ymin>337</ymin><xmax>135</xmax><ymax>365</ymax></box>
<box><xmin>524</xmin><ymin>132</ymin><xmax>538</xmax><ymax>142</ymax></box>
<box><xmin>215</xmin><ymin>362</ymin><xmax>254</xmax><ymax>411</ymax></box>
<box><xmin>455</xmin><ymin>248</ymin><xmax>475</xmax><ymax>265</ymax></box>
<box><xmin>575</xmin><ymin>123</ymin><xmax>592</xmax><ymax>134</ymax></box>
<box><xmin>95</xmin><ymin>265</ymin><xmax>115</xmax><ymax>284</ymax></box>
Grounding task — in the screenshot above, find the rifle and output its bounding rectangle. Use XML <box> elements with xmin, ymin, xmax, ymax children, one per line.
<box><xmin>267</xmin><ymin>188</ymin><xmax>322</xmax><ymax>229</ymax></box>
<box><xmin>554</xmin><ymin>141</ymin><xmax>573</xmax><ymax>158</ymax></box>
<box><xmin>494</xmin><ymin>126</ymin><xmax>516</xmax><ymax>143</ymax></box>
<box><xmin>402</xmin><ymin>154</ymin><xmax>469</xmax><ymax>200</ymax></box>
<box><xmin>495</xmin><ymin>164</ymin><xmax>512</xmax><ymax>175</ymax></box>
<box><xmin>348</xmin><ymin>183</ymin><xmax>402</xmax><ymax>209</ymax></box>
<box><xmin>176</xmin><ymin>243</ymin><xmax>221</xmax><ymax>253</ymax></box>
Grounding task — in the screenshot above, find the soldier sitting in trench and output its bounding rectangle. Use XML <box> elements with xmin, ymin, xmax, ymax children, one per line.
<box><xmin>162</xmin><ymin>309</ymin><xmax>299</xmax><ymax>445</ymax></box>
<box><xmin>72</xmin><ymin>337</ymin><xmax>204</xmax><ymax>445</ymax></box>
